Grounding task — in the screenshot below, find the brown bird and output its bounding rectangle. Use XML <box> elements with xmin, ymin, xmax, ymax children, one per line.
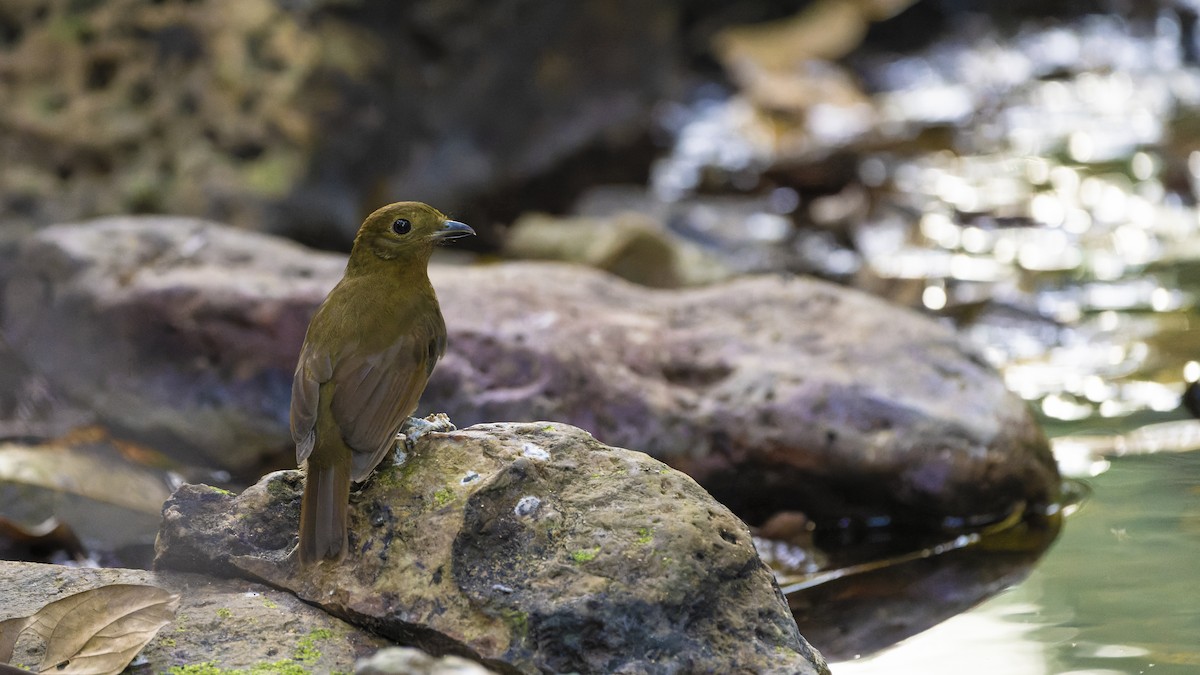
<box><xmin>290</xmin><ymin>201</ymin><xmax>474</xmax><ymax>563</ymax></box>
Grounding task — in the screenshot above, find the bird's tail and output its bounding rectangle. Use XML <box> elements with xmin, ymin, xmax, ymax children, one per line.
<box><xmin>298</xmin><ymin>458</ymin><xmax>351</xmax><ymax>564</ymax></box>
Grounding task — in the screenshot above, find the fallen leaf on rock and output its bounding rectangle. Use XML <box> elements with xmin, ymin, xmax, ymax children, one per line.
<box><xmin>0</xmin><ymin>616</ymin><xmax>33</xmax><ymax>663</ymax></box>
<box><xmin>0</xmin><ymin>584</ymin><xmax>179</xmax><ymax>675</ymax></box>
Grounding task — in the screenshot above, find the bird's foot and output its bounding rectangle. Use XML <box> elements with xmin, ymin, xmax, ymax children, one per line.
<box><xmin>397</xmin><ymin>412</ymin><xmax>457</xmax><ymax>451</ymax></box>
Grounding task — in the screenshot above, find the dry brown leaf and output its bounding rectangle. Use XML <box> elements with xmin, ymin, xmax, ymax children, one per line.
<box><xmin>38</xmin><ymin>584</ymin><xmax>179</xmax><ymax>674</ymax></box>
<box><xmin>0</xmin><ymin>616</ymin><xmax>33</xmax><ymax>663</ymax></box>
<box><xmin>0</xmin><ymin>584</ymin><xmax>179</xmax><ymax>675</ymax></box>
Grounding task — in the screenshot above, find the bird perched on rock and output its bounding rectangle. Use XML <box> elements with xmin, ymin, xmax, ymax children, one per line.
<box><xmin>290</xmin><ymin>202</ymin><xmax>474</xmax><ymax>563</ymax></box>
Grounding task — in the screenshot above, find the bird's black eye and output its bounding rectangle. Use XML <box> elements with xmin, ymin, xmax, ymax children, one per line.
<box><xmin>391</xmin><ymin>218</ymin><xmax>411</xmax><ymax>235</ymax></box>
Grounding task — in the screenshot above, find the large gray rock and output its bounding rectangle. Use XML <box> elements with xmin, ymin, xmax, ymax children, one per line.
<box><xmin>0</xmin><ymin>216</ymin><xmax>1058</xmax><ymax>531</ymax></box>
<box><xmin>0</xmin><ymin>560</ymin><xmax>393</xmax><ymax>672</ymax></box>
<box><xmin>1</xmin><ymin>216</ymin><xmax>342</xmax><ymax>469</ymax></box>
<box><xmin>154</xmin><ymin>422</ymin><xmax>828</xmax><ymax>675</ymax></box>
<box><xmin>427</xmin><ymin>263</ymin><xmax>1060</xmax><ymax>531</ymax></box>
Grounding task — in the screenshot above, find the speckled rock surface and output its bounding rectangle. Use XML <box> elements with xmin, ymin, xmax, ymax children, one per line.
<box><xmin>0</xmin><ymin>560</ymin><xmax>392</xmax><ymax>672</ymax></box>
<box><xmin>154</xmin><ymin>422</ymin><xmax>829</xmax><ymax>675</ymax></box>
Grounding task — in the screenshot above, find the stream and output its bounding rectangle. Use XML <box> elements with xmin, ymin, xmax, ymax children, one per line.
<box><xmin>834</xmin><ymin>451</ymin><xmax>1200</xmax><ymax>674</ymax></box>
<box><xmin>651</xmin><ymin>7</ymin><xmax>1200</xmax><ymax>673</ymax></box>
<box><xmin>832</xmin><ymin>12</ymin><xmax>1200</xmax><ymax>674</ymax></box>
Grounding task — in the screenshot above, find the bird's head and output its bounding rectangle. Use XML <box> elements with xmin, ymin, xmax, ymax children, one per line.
<box><xmin>351</xmin><ymin>201</ymin><xmax>474</xmax><ymax>264</ymax></box>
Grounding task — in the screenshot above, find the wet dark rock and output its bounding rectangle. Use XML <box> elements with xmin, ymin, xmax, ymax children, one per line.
<box><xmin>0</xmin><ymin>560</ymin><xmax>392</xmax><ymax>671</ymax></box>
<box><xmin>154</xmin><ymin>422</ymin><xmax>828</xmax><ymax>675</ymax></box>
<box><xmin>1183</xmin><ymin>380</ymin><xmax>1200</xmax><ymax>418</ymax></box>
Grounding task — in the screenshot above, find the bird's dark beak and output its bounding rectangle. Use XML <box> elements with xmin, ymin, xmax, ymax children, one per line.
<box><xmin>435</xmin><ymin>220</ymin><xmax>475</xmax><ymax>240</ymax></box>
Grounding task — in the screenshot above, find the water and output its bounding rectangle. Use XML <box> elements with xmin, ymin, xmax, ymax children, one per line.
<box><xmin>820</xmin><ymin>11</ymin><xmax>1200</xmax><ymax>665</ymax></box>
<box><xmin>647</xmin><ymin>8</ymin><xmax>1200</xmax><ymax>672</ymax></box>
<box><xmin>833</xmin><ymin>451</ymin><xmax>1200</xmax><ymax>674</ymax></box>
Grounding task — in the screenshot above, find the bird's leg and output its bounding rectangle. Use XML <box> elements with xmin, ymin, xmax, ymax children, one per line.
<box><xmin>397</xmin><ymin>412</ymin><xmax>457</xmax><ymax>451</ymax></box>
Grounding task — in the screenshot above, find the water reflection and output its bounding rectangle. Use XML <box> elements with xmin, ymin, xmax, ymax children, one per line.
<box><xmin>775</xmin><ymin>506</ymin><xmax>1063</xmax><ymax>663</ymax></box>
<box><xmin>830</xmin><ymin>452</ymin><xmax>1200</xmax><ymax>675</ymax></box>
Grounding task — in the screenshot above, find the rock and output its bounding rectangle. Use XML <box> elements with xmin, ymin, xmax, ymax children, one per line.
<box><xmin>0</xmin><ymin>0</ymin><xmax>683</xmax><ymax>242</ymax></box>
<box><xmin>1</xmin><ymin>217</ymin><xmax>1058</xmax><ymax>532</ymax></box>
<box><xmin>154</xmin><ymin>422</ymin><xmax>829</xmax><ymax>675</ymax></box>
<box><xmin>0</xmin><ymin>335</ymin><xmax>93</xmax><ymax>442</ymax></box>
<box><xmin>0</xmin><ymin>559</ymin><xmax>393</xmax><ymax>672</ymax></box>
<box><xmin>574</xmin><ymin>186</ymin><xmax>848</xmax><ymax>278</ymax></box>
<box><xmin>503</xmin><ymin>210</ymin><xmax>733</xmax><ymax>288</ymax></box>
<box><xmin>426</xmin><ymin>263</ymin><xmax>1060</xmax><ymax>531</ymax></box>
<box><xmin>356</xmin><ymin>647</ymin><xmax>500</xmax><ymax>675</ymax></box>
<box><xmin>1</xmin><ymin>216</ymin><xmax>344</xmax><ymax>470</ymax></box>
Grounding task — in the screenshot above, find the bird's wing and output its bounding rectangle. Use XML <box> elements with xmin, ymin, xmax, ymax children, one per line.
<box><xmin>291</xmin><ymin>342</ymin><xmax>334</xmax><ymax>464</ymax></box>
<box><xmin>331</xmin><ymin>312</ymin><xmax>446</xmax><ymax>482</ymax></box>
